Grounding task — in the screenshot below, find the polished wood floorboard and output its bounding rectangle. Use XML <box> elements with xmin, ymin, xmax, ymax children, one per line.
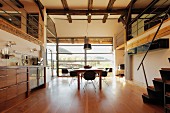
<box><xmin>3</xmin><ymin>76</ymin><xmax>164</xmax><ymax>113</ymax></box>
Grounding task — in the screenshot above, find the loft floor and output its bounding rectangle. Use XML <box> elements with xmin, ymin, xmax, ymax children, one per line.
<box><xmin>3</xmin><ymin>76</ymin><xmax>163</xmax><ymax>113</ymax></box>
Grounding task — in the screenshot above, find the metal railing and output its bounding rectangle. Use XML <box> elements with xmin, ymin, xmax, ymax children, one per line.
<box><xmin>137</xmin><ymin>5</ymin><xmax>170</xmax><ymax>87</ymax></box>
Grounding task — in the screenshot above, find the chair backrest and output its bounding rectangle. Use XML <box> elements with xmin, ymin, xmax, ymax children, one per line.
<box><xmin>62</xmin><ymin>68</ymin><xmax>68</xmax><ymax>74</ymax></box>
<box><xmin>102</xmin><ymin>71</ymin><xmax>107</xmax><ymax>77</ymax></box>
<box><xmin>70</xmin><ymin>71</ymin><xmax>77</xmax><ymax>77</ymax></box>
<box><xmin>83</xmin><ymin>70</ymin><xmax>96</xmax><ymax>80</ymax></box>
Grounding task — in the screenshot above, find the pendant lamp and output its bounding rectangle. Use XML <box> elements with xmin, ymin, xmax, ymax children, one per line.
<box><xmin>84</xmin><ymin>20</ymin><xmax>92</xmax><ymax>50</ymax></box>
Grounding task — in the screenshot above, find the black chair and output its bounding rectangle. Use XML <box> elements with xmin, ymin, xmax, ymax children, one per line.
<box><xmin>83</xmin><ymin>70</ymin><xmax>96</xmax><ymax>92</ymax></box>
<box><xmin>62</xmin><ymin>68</ymin><xmax>69</xmax><ymax>76</ymax></box>
<box><xmin>101</xmin><ymin>71</ymin><xmax>109</xmax><ymax>86</ymax></box>
<box><xmin>69</xmin><ymin>71</ymin><xmax>77</xmax><ymax>86</ymax></box>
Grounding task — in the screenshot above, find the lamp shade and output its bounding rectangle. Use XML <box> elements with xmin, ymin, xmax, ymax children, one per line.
<box><xmin>84</xmin><ymin>44</ymin><xmax>92</xmax><ymax>50</ymax></box>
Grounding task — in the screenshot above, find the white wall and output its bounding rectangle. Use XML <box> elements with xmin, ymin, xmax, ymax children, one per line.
<box><xmin>54</xmin><ymin>19</ymin><xmax>124</xmax><ymax>37</ymax></box>
<box><xmin>132</xmin><ymin>37</ymin><xmax>170</xmax><ymax>86</ymax></box>
<box><xmin>115</xmin><ymin>50</ymin><xmax>124</xmax><ymax>75</ymax></box>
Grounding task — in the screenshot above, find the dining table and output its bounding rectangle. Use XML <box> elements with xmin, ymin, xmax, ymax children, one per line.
<box><xmin>74</xmin><ymin>68</ymin><xmax>103</xmax><ymax>90</ymax></box>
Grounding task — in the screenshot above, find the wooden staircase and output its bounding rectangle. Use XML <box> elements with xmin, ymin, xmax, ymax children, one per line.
<box><xmin>142</xmin><ymin>68</ymin><xmax>170</xmax><ymax>112</ymax></box>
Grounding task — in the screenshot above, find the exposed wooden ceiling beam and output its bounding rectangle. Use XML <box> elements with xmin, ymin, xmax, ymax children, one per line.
<box><xmin>47</xmin><ymin>9</ymin><xmax>125</xmax><ymax>15</ymax></box>
<box><xmin>129</xmin><ymin>0</ymin><xmax>159</xmax><ymax>26</ymax></box>
<box><xmin>88</xmin><ymin>0</ymin><xmax>93</xmax><ymax>10</ymax></box>
<box><xmin>34</xmin><ymin>0</ymin><xmax>44</xmax><ymax>21</ymax></box>
<box><xmin>66</xmin><ymin>13</ymin><xmax>72</xmax><ymax>23</ymax></box>
<box><xmin>103</xmin><ymin>0</ymin><xmax>116</xmax><ymax>23</ymax></box>
<box><xmin>107</xmin><ymin>0</ymin><xmax>116</xmax><ymax>10</ymax></box>
<box><xmin>61</xmin><ymin>0</ymin><xmax>72</xmax><ymax>23</ymax></box>
<box><xmin>61</xmin><ymin>0</ymin><xmax>69</xmax><ymax>10</ymax></box>
<box><xmin>47</xmin><ymin>8</ymin><xmax>167</xmax><ymax>15</ymax></box>
<box><xmin>87</xmin><ymin>0</ymin><xmax>93</xmax><ymax>23</ymax></box>
<box><xmin>87</xmin><ymin>14</ymin><xmax>91</xmax><ymax>23</ymax></box>
<box><xmin>10</xmin><ymin>0</ymin><xmax>24</xmax><ymax>8</ymax></box>
<box><xmin>126</xmin><ymin>0</ymin><xmax>137</xmax><ymax>25</ymax></box>
<box><xmin>103</xmin><ymin>14</ymin><xmax>109</xmax><ymax>23</ymax></box>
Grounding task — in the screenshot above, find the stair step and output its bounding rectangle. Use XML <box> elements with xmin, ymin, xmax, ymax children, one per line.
<box><xmin>166</xmin><ymin>92</ymin><xmax>170</xmax><ymax>97</ymax></box>
<box><xmin>161</xmin><ymin>68</ymin><xmax>170</xmax><ymax>70</ymax></box>
<box><xmin>143</xmin><ymin>93</ymin><xmax>149</xmax><ymax>98</ymax></box>
<box><xmin>165</xmin><ymin>104</ymin><xmax>170</xmax><ymax>110</ymax></box>
<box><xmin>166</xmin><ymin>81</ymin><xmax>170</xmax><ymax>85</ymax></box>
<box><xmin>142</xmin><ymin>93</ymin><xmax>159</xmax><ymax>104</ymax></box>
<box><xmin>154</xmin><ymin>78</ymin><xmax>163</xmax><ymax>82</ymax></box>
<box><xmin>153</xmin><ymin>80</ymin><xmax>164</xmax><ymax>91</ymax></box>
<box><xmin>148</xmin><ymin>86</ymin><xmax>155</xmax><ymax>91</ymax></box>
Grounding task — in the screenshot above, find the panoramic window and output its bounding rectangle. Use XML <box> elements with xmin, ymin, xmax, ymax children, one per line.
<box><xmin>47</xmin><ymin>37</ymin><xmax>113</xmax><ymax>76</ymax></box>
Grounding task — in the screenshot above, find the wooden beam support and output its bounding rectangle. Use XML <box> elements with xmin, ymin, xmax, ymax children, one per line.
<box><xmin>107</xmin><ymin>0</ymin><xmax>116</xmax><ymax>10</ymax></box>
<box><xmin>61</xmin><ymin>0</ymin><xmax>72</xmax><ymax>23</ymax></box>
<box><xmin>87</xmin><ymin>0</ymin><xmax>93</xmax><ymax>23</ymax></box>
<box><xmin>10</xmin><ymin>0</ymin><xmax>24</xmax><ymax>8</ymax></box>
<box><xmin>61</xmin><ymin>0</ymin><xmax>69</xmax><ymax>10</ymax></box>
<box><xmin>126</xmin><ymin>0</ymin><xmax>137</xmax><ymax>24</ymax></box>
<box><xmin>103</xmin><ymin>0</ymin><xmax>116</xmax><ymax>23</ymax></box>
<box><xmin>129</xmin><ymin>0</ymin><xmax>159</xmax><ymax>26</ymax></box>
<box><xmin>87</xmin><ymin>14</ymin><xmax>91</xmax><ymax>23</ymax></box>
<box><xmin>47</xmin><ymin>9</ymin><xmax>125</xmax><ymax>15</ymax></box>
<box><xmin>47</xmin><ymin>8</ymin><xmax>168</xmax><ymax>15</ymax></box>
<box><xmin>66</xmin><ymin>13</ymin><xmax>72</xmax><ymax>23</ymax></box>
<box><xmin>88</xmin><ymin>0</ymin><xmax>93</xmax><ymax>10</ymax></box>
<box><xmin>103</xmin><ymin>14</ymin><xmax>109</xmax><ymax>23</ymax></box>
<box><xmin>34</xmin><ymin>0</ymin><xmax>44</xmax><ymax>21</ymax></box>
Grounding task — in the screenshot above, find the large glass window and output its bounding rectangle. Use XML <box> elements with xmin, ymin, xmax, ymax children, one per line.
<box><xmin>47</xmin><ymin>37</ymin><xmax>114</xmax><ymax>76</ymax></box>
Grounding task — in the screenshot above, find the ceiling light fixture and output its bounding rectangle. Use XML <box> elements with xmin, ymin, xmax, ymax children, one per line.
<box><xmin>84</xmin><ymin>21</ymin><xmax>92</xmax><ymax>50</ymax></box>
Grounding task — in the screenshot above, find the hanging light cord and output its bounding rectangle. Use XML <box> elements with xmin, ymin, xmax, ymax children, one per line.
<box><xmin>86</xmin><ymin>21</ymin><xmax>88</xmax><ymax>37</ymax></box>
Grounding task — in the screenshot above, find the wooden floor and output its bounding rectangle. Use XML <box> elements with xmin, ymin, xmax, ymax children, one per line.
<box><xmin>3</xmin><ymin>76</ymin><xmax>164</xmax><ymax>113</ymax></box>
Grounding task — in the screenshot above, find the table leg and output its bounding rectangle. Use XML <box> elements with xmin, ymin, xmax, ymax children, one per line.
<box><xmin>78</xmin><ymin>73</ymin><xmax>80</xmax><ymax>90</ymax></box>
<box><xmin>99</xmin><ymin>72</ymin><xmax>102</xmax><ymax>90</ymax></box>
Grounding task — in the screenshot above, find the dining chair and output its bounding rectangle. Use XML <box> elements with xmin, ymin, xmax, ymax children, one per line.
<box><xmin>101</xmin><ymin>71</ymin><xmax>109</xmax><ymax>86</ymax></box>
<box><xmin>69</xmin><ymin>70</ymin><xmax>77</xmax><ymax>86</ymax></box>
<box><xmin>83</xmin><ymin>70</ymin><xmax>96</xmax><ymax>92</ymax></box>
<box><xmin>62</xmin><ymin>68</ymin><xmax>69</xmax><ymax>76</ymax></box>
